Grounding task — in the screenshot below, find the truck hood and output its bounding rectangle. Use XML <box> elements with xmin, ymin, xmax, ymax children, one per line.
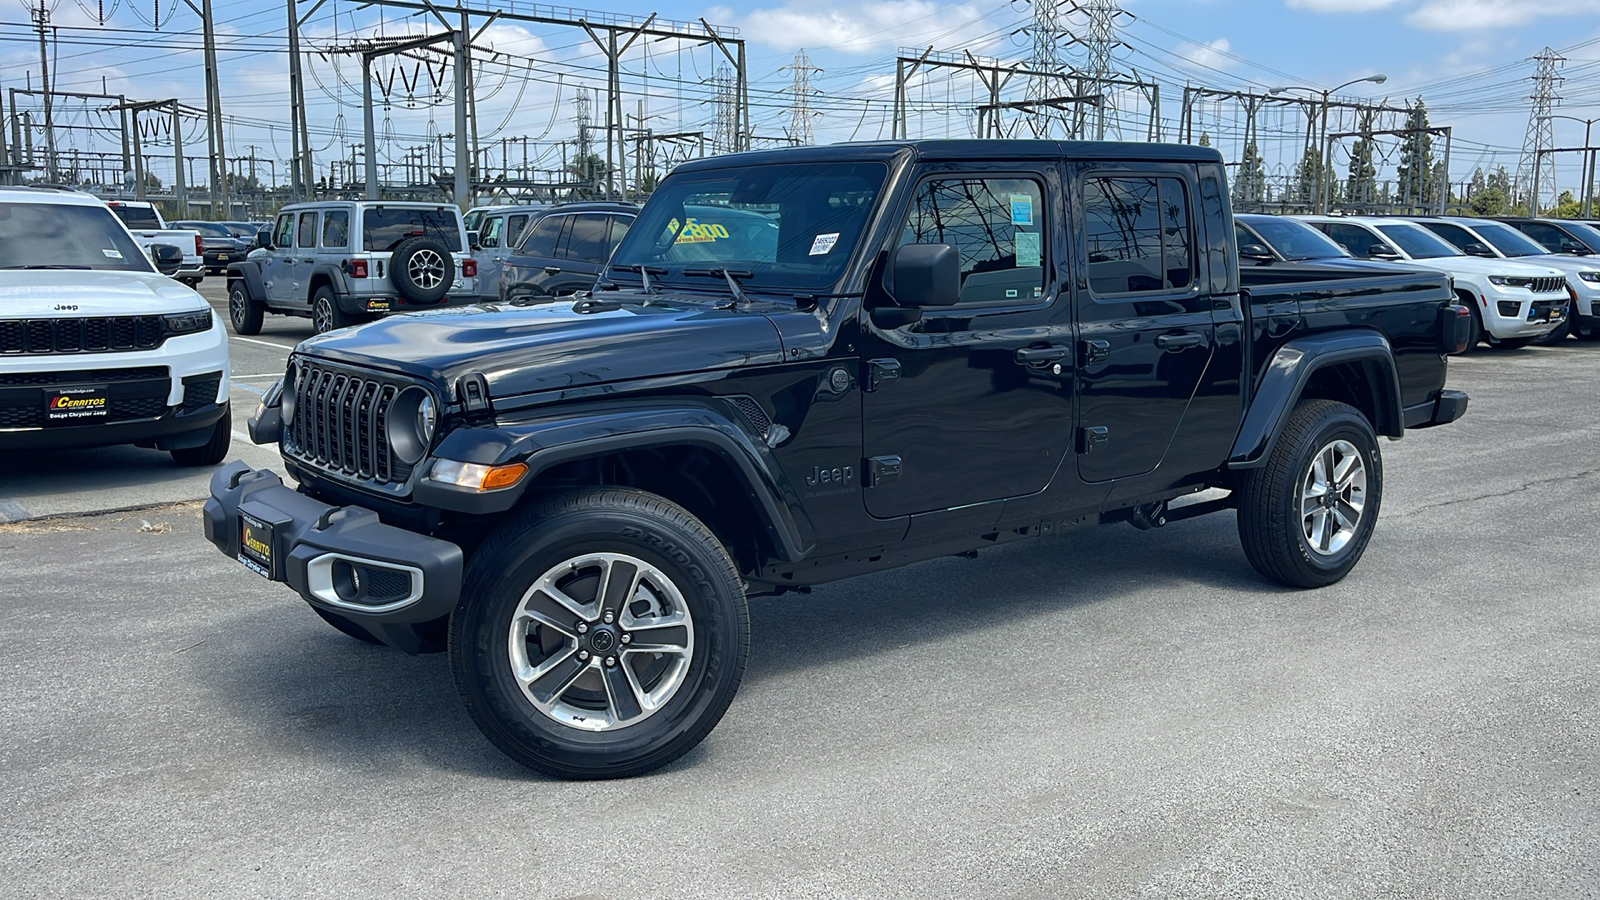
<box><xmin>1403</xmin><ymin>255</ymin><xmax>1565</xmax><ymax>279</ymax></box>
<box><xmin>297</xmin><ymin>296</ymin><xmax>789</xmax><ymax>398</ymax></box>
<box><xmin>0</xmin><ymin>270</ymin><xmax>207</xmax><ymax>316</ymax></box>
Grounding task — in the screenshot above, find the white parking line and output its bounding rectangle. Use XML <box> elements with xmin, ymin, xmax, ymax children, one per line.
<box><xmin>229</xmin><ymin>336</ymin><xmax>298</xmax><ymax>351</ymax></box>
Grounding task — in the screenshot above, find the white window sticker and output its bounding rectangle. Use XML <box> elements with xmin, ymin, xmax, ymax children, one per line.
<box><xmin>809</xmin><ymin>232</ymin><xmax>840</xmax><ymax>256</ymax></box>
<box><xmin>102</xmin><ymin>248</ymin><xmax>123</xmax><ymax>259</ymax></box>
<box><xmin>1014</xmin><ymin>231</ymin><xmax>1041</xmax><ymax>268</ymax></box>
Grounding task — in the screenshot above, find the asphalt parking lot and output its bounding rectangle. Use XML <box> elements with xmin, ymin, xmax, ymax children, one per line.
<box><xmin>2</xmin><ymin>313</ymin><xmax>1598</xmax><ymax>898</ymax></box>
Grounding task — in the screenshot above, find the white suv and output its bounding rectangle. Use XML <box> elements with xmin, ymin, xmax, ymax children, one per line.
<box><xmin>0</xmin><ymin>187</ymin><xmax>231</xmax><ymax>464</ymax></box>
<box><xmin>1298</xmin><ymin>215</ymin><xmax>1569</xmax><ymax>349</ymax></box>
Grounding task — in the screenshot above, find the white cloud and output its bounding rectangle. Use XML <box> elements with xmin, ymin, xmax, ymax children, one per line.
<box><xmin>1406</xmin><ymin>0</ymin><xmax>1600</xmax><ymax>30</ymax></box>
<box><xmin>706</xmin><ymin>1</ymin><xmax>996</xmax><ymax>55</ymax></box>
<box><xmin>1182</xmin><ymin>38</ymin><xmax>1233</xmax><ymax>70</ymax></box>
<box><xmin>1285</xmin><ymin>0</ymin><xmax>1405</xmax><ymax>11</ymax></box>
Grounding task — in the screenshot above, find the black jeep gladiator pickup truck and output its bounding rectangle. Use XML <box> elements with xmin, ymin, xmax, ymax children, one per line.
<box><xmin>204</xmin><ymin>140</ymin><xmax>1469</xmax><ymax>779</ymax></box>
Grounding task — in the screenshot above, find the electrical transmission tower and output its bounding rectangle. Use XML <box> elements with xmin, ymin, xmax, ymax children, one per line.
<box><xmin>1517</xmin><ymin>47</ymin><xmax>1564</xmax><ymax>212</ymax></box>
<box><xmin>1022</xmin><ymin>0</ymin><xmax>1067</xmax><ymax>137</ymax></box>
<box><xmin>714</xmin><ymin>65</ymin><xmax>739</xmax><ymax>153</ymax></box>
<box><xmin>782</xmin><ymin>50</ymin><xmax>821</xmax><ymax>145</ymax></box>
<box><xmin>1067</xmin><ymin>0</ymin><xmax>1131</xmax><ymax>139</ymax></box>
<box><xmin>575</xmin><ymin>86</ymin><xmax>593</xmax><ymax>159</ymax></box>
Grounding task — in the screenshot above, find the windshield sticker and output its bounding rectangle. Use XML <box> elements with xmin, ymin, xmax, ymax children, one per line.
<box><xmin>674</xmin><ymin>218</ymin><xmax>730</xmax><ymax>244</ymax></box>
<box><xmin>102</xmin><ymin>248</ymin><xmax>123</xmax><ymax>259</ymax></box>
<box><xmin>809</xmin><ymin>233</ymin><xmax>840</xmax><ymax>256</ymax></box>
<box><xmin>1010</xmin><ymin>195</ymin><xmax>1034</xmax><ymax>226</ymax></box>
<box><xmin>1015</xmin><ymin>231</ymin><xmax>1042</xmax><ymax>267</ymax></box>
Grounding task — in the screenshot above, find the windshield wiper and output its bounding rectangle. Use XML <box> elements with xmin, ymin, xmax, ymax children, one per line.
<box><xmin>610</xmin><ymin>263</ymin><xmax>666</xmax><ymax>294</ymax></box>
<box><xmin>684</xmin><ymin>267</ymin><xmax>754</xmax><ymax>305</ymax></box>
<box><xmin>1</xmin><ymin>264</ymin><xmax>93</xmax><ymax>270</ymax></box>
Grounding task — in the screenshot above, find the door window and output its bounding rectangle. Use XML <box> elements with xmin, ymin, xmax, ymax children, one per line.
<box><xmin>561</xmin><ymin>213</ymin><xmax>612</xmax><ymax>264</ymax></box>
<box><xmin>520</xmin><ymin>215</ymin><xmax>565</xmax><ymax>257</ymax></box>
<box><xmin>607</xmin><ymin>216</ymin><xmax>632</xmax><ymax>254</ymax></box>
<box><xmin>321</xmin><ymin>210</ymin><xmax>349</xmax><ymax>248</ymax></box>
<box><xmin>897</xmin><ymin>177</ymin><xmax>1046</xmax><ymax>304</ymax></box>
<box><xmin>296</xmin><ymin>212</ymin><xmax>319</xmax><ymax>249</ymax></box>
<box><xmin>1084</xmin><ymin>176</ymin><xmax>1193</xmax><ymax>295</ymax></box>
<box><xmin>1517</xmin><ymin>221</ymin><xmax>1571</xmax><ymax>251</ymax></box>
<box><xmin>506</xmin><ymin>214</ymin><xmax>529</xmax><ymax>247</ymax></box>
<box><xmin>480</xmin><ymin>215</ymin><xmax>504</xmax><ymax>249</ymax></box>
<box><xmin>273</xmin><ymin>214</ymin><xmax>295</xmax><ymax>249</ymax></box>
<box><xmin>1322</xmin><ymin>223</ymin><xmax>1387</xmax><ymax>257</ymax></box>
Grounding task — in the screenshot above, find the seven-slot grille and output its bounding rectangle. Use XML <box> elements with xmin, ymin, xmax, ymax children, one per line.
<box><xmin>1530</xmin><ymin>276</ymin><xmax>1565</xmax><ymax>294</ymax></box>
<box><xmin>283</xmin><ymin>361</ymin><xmax>412</xmax><ymax>484</ymax></box>
<box><xmin>0</xmin><ymin>316</ymin><xmax>165</xmax><ymax>355</ymax></box>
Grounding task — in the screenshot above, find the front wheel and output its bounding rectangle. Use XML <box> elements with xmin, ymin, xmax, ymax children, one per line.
<box><xmin>228</xmin><ymin>280</ymin><xmax>264</xmax><ymax>335</ymax></box>
<box><xmin>170</xmin><ymin>407</ymin><xmax>231</xmax><ymax>467</ymax></box>
<box><xmin>1237</xmin><ymin>400</ymin><xmax>1383</xmax><ymax>588</ymax></box>
<box><xmin>449</xmin><ymin>488</ymin><xmax>749</xmax><ymax>779</ymax></box>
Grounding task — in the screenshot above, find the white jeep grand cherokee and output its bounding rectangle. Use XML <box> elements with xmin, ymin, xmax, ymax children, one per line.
<box><xmin>0</xmin><ymin>186</ymin><xmax>231</xmax><ymax>465</ymax></box>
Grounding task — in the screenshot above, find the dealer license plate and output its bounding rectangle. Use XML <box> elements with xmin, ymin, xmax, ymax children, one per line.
<box><xmin>44</xmin><ymin>386</ymin><xmax>108</xmax><ymax>425</ymax></box>
<box><xmin>238</xmin><ymin>512</ymin><xmax>275</xmax><ymax>579</ymax></box>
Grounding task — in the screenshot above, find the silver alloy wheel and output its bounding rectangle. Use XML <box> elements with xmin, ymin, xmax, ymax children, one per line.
<box><xmin>508</xmin><ymin>552</ymin><xmax>695</xmax><ymax>732</ymax></box>
<box><xmin>312</xmin><ymin>298</ymin><xmax>333</xmax><ymax>333</ymax></box>
<box><xmin>407</xmin><ymin>248</ymin><xmax>446</xmax><ymax>289</ymax></box>
<box><xmin>1301</xmin><ymin>438</ymin><xmax>1367</xmax><ymax>556</ymax></box>
<box><xmin>229</xmin><ymin>288</ymin><xmax>247</xmax><ymax>323</ymax></box>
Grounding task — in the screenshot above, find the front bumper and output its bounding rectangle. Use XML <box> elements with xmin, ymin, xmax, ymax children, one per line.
<box><xmin>1478</xmin><ymin>288</ymin><xmax>1566</xmax><ymax>338</ymax></box>
<box><xmin>202</xmin><ymin>462</ymin><xmax>465</xmax><ymax>653</ymax></box>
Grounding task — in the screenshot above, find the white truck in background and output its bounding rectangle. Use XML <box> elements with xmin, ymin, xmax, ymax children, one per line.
<box><xmin>106</xmin><ymin>200</ymin><xmax>206</xmax><ymax>287</ymax></box>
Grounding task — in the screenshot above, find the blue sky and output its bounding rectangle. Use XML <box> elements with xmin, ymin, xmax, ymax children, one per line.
<box><xmin>4</xmin><ymin>0</ymin><xmax>1600</xmax><ymax>197</ymax></box>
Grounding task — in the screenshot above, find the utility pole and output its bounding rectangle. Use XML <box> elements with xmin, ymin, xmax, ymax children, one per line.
<box><xmin>1517</xmin><ymin>47</ymin><xmax>1564</xmax><ymax>214</ymax></box>
<box><xmin>184</xmin><ymin>0</ymin><xmax>230</xmax><ymax>217</ymax></box>
<box><xmin>286</xmin><ymin>0</ymin><xmax>316</xmax><ymax>199</ymax></box>
<box><xmin>32</xmin><ymin>0</ymin><xmax>56</xmax><ymax>182</ymax></box>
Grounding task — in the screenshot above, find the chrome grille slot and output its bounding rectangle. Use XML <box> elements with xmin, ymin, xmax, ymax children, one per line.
<box><xmin>284</xmin><ymin>361</ymin><xmax>414</xmax><ymax>487</ymax></box>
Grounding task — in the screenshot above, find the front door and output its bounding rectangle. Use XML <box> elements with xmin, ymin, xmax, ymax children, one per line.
<box><xmin>476</xmin><ymin>214</ymin><xmax>507</xmax><ymax>300</ymax></box>
<box><xmin>1075</xmin><ymin>169</ymin><xmax>1216</xmax><ymax>483</ymax></box>
<box><xmin>861</xmin><ymin>168</ymin><xmax>1076</xmax><ymax>519</ymax></box>
<box><xmin>263</xmin><ymin>213</ymin><xmax>298</xmax><ymax>305</ymax></box>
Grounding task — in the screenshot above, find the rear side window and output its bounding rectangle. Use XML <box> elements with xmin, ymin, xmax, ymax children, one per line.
<box><xmin>1084</xmin><ymin>176</ymin><xmax>1193</xmax><ymax>295</ymax></box>
<box><xmin>520</xmin><ymin>215</ymin><xmax>565</xmax><ymax>257</ymax></box>
<box><xmin>321</xmin><ymin>210</ymin><xmax>349</xmax><ymax>248</ymax></box>
<box><xmin>1419</xmin><ymin>221</ymin><xmax>1476</xmax><ymax>252</ymax></box>
<box><xmin>507</xmin><ymin>214</ymin><xmax>529</xmax><ymax>247</ymax></box>
<box><xmin>608</xmin><ymin>216</ymin><xmax>631</xmax><ymax>253</ymax></box>
<box><xmin>561</xmin><ymin>214</ymin><xmax>612</xmax><ymax>264</ymax></box>
<box><xmin>362</xmin><ymin>207</ymin><xmax>463</xmax><ymax>252</ymax></box>
<box><xmin>110</xmin><ymin>205</ymin><xmax>161</xmax><ymax>229</ymax></box>
<box><xmin>1322</xmin><ymin>223</ymin><xmax>1384</xmax><ymax>257</ymax></box>
<box><xmin>296</xmin><ymin>212</ymin><xmax>319</xmax><ymax>249</ymax></box>
<box><xmin>898</xmin><ymin>176</ymin><xmax>1046</xmax><ymax>304</ymax></box>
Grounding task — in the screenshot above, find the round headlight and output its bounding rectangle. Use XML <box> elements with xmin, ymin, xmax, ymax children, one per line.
<box><xmin>280</xmin><ymin>364</ymin><xmax>298</xmax><ymax>425</ymax></box>
<box><xmin>387</xmin><ymin>386</ymin><xmax>436</xmax><ymax>465</ymax></box>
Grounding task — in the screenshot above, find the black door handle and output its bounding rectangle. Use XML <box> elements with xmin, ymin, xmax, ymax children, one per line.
<box><xmin>1156</xmin><ymin>331</ymin><xmax>1204</xmax><ymax>352</ymax></box>
<box><xmin>1015</xmin><ymin>345</ymin><xmax>1070</xmax><ymax>364</ymax></box>
<box><xmin>543</xmin><ymin>266</ymin><xmax>562</xmax><ymax>275</ymax></box>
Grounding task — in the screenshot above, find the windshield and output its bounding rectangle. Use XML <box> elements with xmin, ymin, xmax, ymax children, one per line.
<box><xmin>362</xmin><ymin>207</ymin><xmax>463</xmax><ymax>252</ymax></box>
<box><xmin>110</xmin><ymin>205</ymin><xmax>161</xmax><ymax>230</ymax></box>
<box><xmin>0</xmin><ymin>202</ymin><xmax>154</xmax><ymax>272</ymax></box>
<box><xmin>1375</xmin><ymin>223</ymin><xmax>1460</xmax><ymax>259</ymax></box>
<box><xmin>609</xmin><ymin>161</ymin><xmax>888</xmax><ymax>293</ymax></box>
<box><xmin>1242</xmin><ymin>216</ymin><xmax>1348</xmax><ymax>260</ymax></box>
<box><xmin>1471</xmin><ymin>221</ymin><xmax>1549</xmax><ymax>257</ymax></box>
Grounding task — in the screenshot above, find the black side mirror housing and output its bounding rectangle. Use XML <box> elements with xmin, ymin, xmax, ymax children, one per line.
<box><xmin>1368</xmin><ymin>245</ymin><xmax>1401</xmax><ymax>261</ymax></box>
<box><xmin>1561</xmin><ymin>240</ymin><xmax>1590</xmax><ymax>254</ymax></box>
<box><xmin>255</xmin><ymin>229</ymin><xmax>273</xmax><ymax>250</ymax></box>
<box><xmin>467</xmin><ymin>229</ymin><xmax>483</xmax><ymax>251</ymax></box>
<box><xmin>892</xmin><ymin>243</ymin><xmax>962</xmax><ymax>308</ymax></box>
<box><xmin>1464</xmin><ymin>242</ymin><xmax>1496</xmax><ymax>258</ymax></box>
<box><xmin>151</xmin><ymin>243</ymin><xmax>184</xmax><ymax>276</ymax></box>
<box><xmin>1239</xmin><ymin>243</ymin><xmax>1275</xmax><ymax>263</ymax></box>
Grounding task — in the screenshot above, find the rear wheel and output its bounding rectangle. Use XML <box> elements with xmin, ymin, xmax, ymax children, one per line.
<box><xmin>1456</xmin><ymin>295</ymin><xmax>1483</xmax><ymax>353</ymax></box>
<box><xmin>1238</xmin><ymin>400</ymin><xmax>1382</xmax><ymax>588</ymax></box>
<box><xmin>311</xmin><ymin>286</ymin><xmax>353</xmax><ymax>334</ymax></box>
<box><xmin>228</xmin><ymin>280</ymin><xmax>264</xmax><ymax>335</ymax></box>
<box><xmin>449</xmin><ymin>488</ymin><xmax>749</xmax><ymax>779</ymax></box>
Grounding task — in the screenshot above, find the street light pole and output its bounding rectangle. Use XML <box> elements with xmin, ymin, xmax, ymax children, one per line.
<box><xmin>1271</xmin><ymin>74</ymin><xmax>1387</xmax><ymax>214</ymax></box>
<box><xmin>1537</xmin><ymin>114</ymin><xmax>1599</xmax><ymax>217</ymax></box>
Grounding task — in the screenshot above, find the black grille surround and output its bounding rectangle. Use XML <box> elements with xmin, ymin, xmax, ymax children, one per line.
<box><xmin>0</xmin><ymin>316</ymin><xmax>166</xmax><ymax>355</ymax></box>
<box><xmin>0</xmin><ymin>366</ymin><xmax>172</xmax><ymax>429</ymax></box>
<box><xmin>282</xmin><ymin>360</ymin><xmax>418</xmax><ymax>487</ymax></box>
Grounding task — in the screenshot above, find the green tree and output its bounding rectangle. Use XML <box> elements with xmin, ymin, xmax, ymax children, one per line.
<box><xmin>1469</xmin><ymin>187</ymin><xmax>1510</xmax><ymax>216</ymax></box>
<box><xmin>1232</xmin><ymin>141</ymin><xmax>1265</xmax><ymax>208</ymax></box>
<box><xmin>1486</xmin><ymin>165</ymin><xmax>1513</xmax><ymax>197</ymax></box>
<box><xmin>1345</xmin><ymin>137</ymin><xmax>1377</xmax><ymax>209</ymax></box>
<box><xmin>1291</xmin><ymin>147</ymin><xmax>1336</xmax><ymax>211</ymax></box>
<box><xmin>1395</xmin><ymin>98</ymin><xmax>1436</xmax><ymax>209</ymax></box>
<box><xmin>566</xmin><ymin>152</ymin><xmax>612</xmax><ymax>199</ymax></box>
<box><xmin>1549</xmin><ymin>189</ymin><xmax>1583</xmax><ymax>218</ymax></box>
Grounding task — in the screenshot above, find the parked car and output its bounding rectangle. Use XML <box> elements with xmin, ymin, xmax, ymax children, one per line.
<box><xmin>225</xmin><ymin>201</ymin><xmax>478</xmax><ymax>335</ymax></box>
<box><xmin>498</xmin><ymin>201</ymin><xmax>637</xmax><ymax>301</ymax></box>
<box><xmin>220</xmin><ymin>220</ymin><xmax>267</xmax><ymax>240</ymax></box>
<box><xmin>1235</xmin><ymin>213</ymin><xmax>1396</xmax><ymax>269</ymax></box>
<box><xmin>1494</xmin><ymin>217</ymin><xmax>1600</xmax><ymax>258</ymax></box>
<box><xmin>465</xmin><ymin>204</ymin><xmax>548</xmax><ymax>301</ymax></box>
<box><xmin>1298</xmin><ymin>215</ymin><xmax>1568</xmax><ymax>349</ymax></box>
<box><xmin>105</xmin><ymin>200</ymin><xmax>205</xmax><ymax>287</ymax></box>
<box><xmin>173</xmin><ymin>220</ymin><xmax>251</xmax><ymax>275</ymax></box>
<box><xmin>1409</xmin><ymin>216</ymin><xmax>1600</xmax><ymax>342</ymax></box>
<box><xmin>211</xmin><ymin>140</ymin><xmax>1469</xmax><ymax>779</ymax></box>
<box><xmin>0</xmin><ymin>186</ymin><xmax>231</xmax><ymax>464</ymax></box>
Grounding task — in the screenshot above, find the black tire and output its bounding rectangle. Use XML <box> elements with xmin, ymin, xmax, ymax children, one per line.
<box><xmin>228</xmin><ymin>279</ymin><xmax>264</xmax><ymax>336</ymax></box>
<box><xmin>312</xmin><ymin>607</ymin><xmax>384</xmax><ymax>645</ymax></box>
<box><xmin>449</xmin><ymin>488</ymin><xmax>749</xmax><ymax>780</ymax></box>
<box><xmin>1237</xmin><ymin>399</ymin><xmax>1383</xmax><ymax>589</ymax></box>
<box><xmin>390</xmin><ymin>236</ymin><xmax>453</xmax><ymax>304</ymax></box>
<box><xmin>1456</xmin><ymin>294</ymin><xmax>1483</xmax><ymax>353</ymax></box>
<box><xmin>1578</xmin><ymin>317</ymin><xmax>1600</xmax><ymax>341</ymax></box>
<box><xmin>311</xmin><ymin>286</ymin><xmax>353</xmax><ymax>334</ymax></box>
<box><xmin>170</xmin><ymin>406</ymin><xmax>231</xmax><ymax>467</ymax></box>
<box><xmin>1534</xmin><ymin>318</ymin><xmax>1570</xmax><ymax>344</ymax></box>
<box><xmin>1494</xmin><ymin>337</ymin><xmax>1535</xmax><ymax>350</ymax></box>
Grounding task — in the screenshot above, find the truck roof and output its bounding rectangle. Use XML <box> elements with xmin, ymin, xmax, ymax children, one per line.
<box><xmin>673</xmin><ymin>139</ymin><xmax>1225</xmax><ymax>173</ymax></box>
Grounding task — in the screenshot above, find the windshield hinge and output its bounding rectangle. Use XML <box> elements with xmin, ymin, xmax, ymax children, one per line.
<box><xmin>456</xmin><ymin>373</ymin><xmax>493</xmax><ymax>421</ymax></box>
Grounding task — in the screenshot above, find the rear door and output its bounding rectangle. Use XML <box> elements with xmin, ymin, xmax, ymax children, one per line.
<box><xmin>290</xmin><ymin>210</ymin><xmax>320</xmax><ymax>302</ymax></box>
<box><xmin>509</xmin><ymin>213</ymin><xmax>568</xmax><ymax>299</ymax></box>
<box><xmin>552</xmin><ymin>213</ymin><xmax>613</xmax><ymax>294</ymax></box>
<box><xmin>1074</xmin><ymin>167</ymin><xmax>1216</xmax><ymax>483</ymax></box>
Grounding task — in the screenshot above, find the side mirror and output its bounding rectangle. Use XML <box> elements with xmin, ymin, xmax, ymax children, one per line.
<box><xmin>467</xmin><ymin>229</ymin><xmax>483</xmax><ymax>251</ymax></box>
<box><xmin>1368</xmin><ymin>245</ymin><xmax>1402</xmax><ymax>261</ymax></box>
<box><xmin>254</xmin><ymin>229</ymin><xmax>274</xmax><ymax>250</ymax></box>
<box><xmin>892</xmin><ymin>243</ymin><xmax>961</xmax><ymax>308</ymax></box>
<box><xmin>1560</xmin><ymin>239</ymin><xmax>1590</xmax><ymax>255</ymax></box>
<box><xmin>1464</xmin><ymin>242</ymin><xmax>1496</xmax><ymax>258</ymax></box>
<box><xmin>1239</xmin><ymin>243</ymin><xmax>1275</xmax><ymax>263</ymax></box>
<box><xmin>151</xmin><ymin>243</ymin><xmax>184</xmax><ymax>276</ymax></box>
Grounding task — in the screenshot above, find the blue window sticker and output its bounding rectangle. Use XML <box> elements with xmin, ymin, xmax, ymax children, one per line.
<box><xmin>1010</xmin><ymin>195</ymin><xmax>1034</xmax><ymax>226</ymax></box>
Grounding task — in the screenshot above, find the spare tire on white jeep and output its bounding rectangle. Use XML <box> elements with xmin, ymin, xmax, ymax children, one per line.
<box><xmin>391</xmin><ymin>236</ymin><xmax>453</xmax><ymax>304</ymax></box>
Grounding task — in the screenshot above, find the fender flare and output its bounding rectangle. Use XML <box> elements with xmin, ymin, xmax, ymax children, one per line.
<box><xmin>225</xmin><ymin>260</ymin><xmax>266</xmax><ymax>302</ymax></box>
<box><xmin>308</xmin><ymin>264</ymin><xmax>355</xmax><ymax>310</ymax></box>
<box><xmin>1227</xmin><ymin>330</ymin><xmax>1404</xmax><ymax>469</ymax></box>
<box><xmin>414</xmin><ymin>401</ymin><xmax>816</xmax><ymax>562</ymax></box>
